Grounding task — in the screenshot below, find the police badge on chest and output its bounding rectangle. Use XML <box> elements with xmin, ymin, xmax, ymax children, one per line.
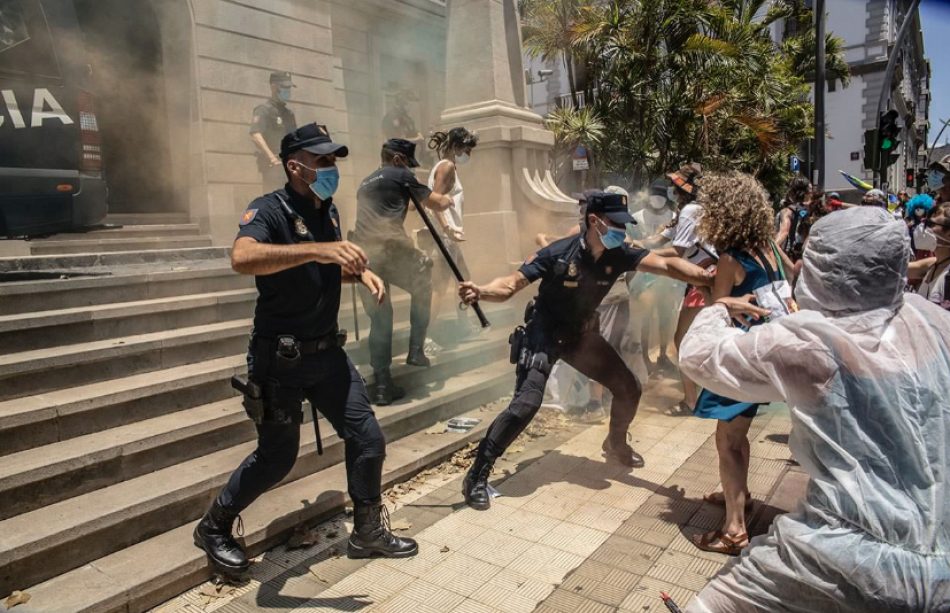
<box><xmin>564</xmin><ymin>261</ymin><xmax>579</xmax><ymax>288</ymax></box>
<box><xmin>294</xmin><ymin>218</ymin><xmax>309</xmax><ymax>237</ymax></box>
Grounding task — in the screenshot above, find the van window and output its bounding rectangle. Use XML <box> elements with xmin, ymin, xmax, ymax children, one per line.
<box><xmin>0</xmin><ymin>0</ymin><xmax>61</xmax><ymax>79</ymax></box>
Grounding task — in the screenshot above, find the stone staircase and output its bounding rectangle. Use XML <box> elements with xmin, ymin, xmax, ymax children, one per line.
<box><xmin>0</xmin><ymin>237</ymin><xmax>517</xmax><ymax>612</ymax></box>
<box><xmin>25</xmin><ymin>214</ymin><xmax>212</xmax><ymax>256</ymax></box>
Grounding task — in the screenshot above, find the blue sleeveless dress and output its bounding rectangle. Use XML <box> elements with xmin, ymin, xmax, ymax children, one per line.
<box><xmin>693</xmin><ymin>250</ymin><xmax>773</xmax><ymax>421</ymax></box>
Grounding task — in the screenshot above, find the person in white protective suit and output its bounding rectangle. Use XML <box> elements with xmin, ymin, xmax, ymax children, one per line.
<box><xmin>679</xmin><ymin>206</ymin><xmax>950</xmax><ymax>613</ymax></box>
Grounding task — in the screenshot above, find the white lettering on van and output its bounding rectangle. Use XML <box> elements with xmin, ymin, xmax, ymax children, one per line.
<box><xmin>0</xmin><ymin>89</ymin><xmax>75</xmax><ymax>129</ymax></box>
<box><xmin>31</xmin><ymin>88</ymin><xmax>73</xmax><ymax>127</ymax></box>
<box><xmin>0</xmin><ymin>90</ymin><xmax>26</xmax><ymax>129</ymax></box>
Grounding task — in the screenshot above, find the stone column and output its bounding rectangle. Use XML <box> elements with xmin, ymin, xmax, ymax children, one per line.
<box><xmin>440</xmin><ymin>0</ymin><xmax>575</xmax><ymax>278</ymax></box>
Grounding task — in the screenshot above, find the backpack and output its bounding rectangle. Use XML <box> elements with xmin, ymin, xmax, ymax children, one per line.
<box><xmin>777</xmin><ymin>203</ymin><xmax>808</xmax><ymax>261</ymax></box>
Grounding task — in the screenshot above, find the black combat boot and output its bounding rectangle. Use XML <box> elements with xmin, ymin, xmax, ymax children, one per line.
<box><xmin>372</xmin><ymin>369</ymin><xmax>405</xmax><ymax>406</ymax></box>
<box><xmin>462</xmin><ymin>457</ymin><xmax>494</xmax><ymax>511</ymax></box>
<box><xmin>406</xmin><ymin>345</ymin><xmax>431</xmax><ymax>367</ymax></box>
<box><xmin>193</xmin><ymin>501</ymin><xmax>249</xmax><ymax>575</ymax></box>
<box><xmin>347</xmin><ymin>504</ymin><xmax>418</xmax><ymax>559</ymax></box>
<box><xmin>602</xmin><ymin>431</ymin><xmax>645</xmax><ymax>468</ymax></box>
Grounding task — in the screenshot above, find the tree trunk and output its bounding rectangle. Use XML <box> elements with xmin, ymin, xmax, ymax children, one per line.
<box><xmin>565</xmin><ymin>54</ymin><xmax>579</xmax><ymax>108</ymax></box>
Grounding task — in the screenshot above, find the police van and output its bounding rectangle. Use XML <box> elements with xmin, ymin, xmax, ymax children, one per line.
<box><xmin>0</xmin><ymin>0</ymin><xmax>107</xmax><ymax>237</ymax></box>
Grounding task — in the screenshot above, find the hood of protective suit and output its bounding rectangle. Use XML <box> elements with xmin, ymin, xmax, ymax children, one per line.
<box><xmin>796</xmin><ymin>206</ymin><xmax>910</xmax><ymax>315</ymax></box>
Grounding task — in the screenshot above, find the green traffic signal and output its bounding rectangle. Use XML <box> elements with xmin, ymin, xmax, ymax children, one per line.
<box><xmin>881</xmin><ymin>136</ymin><xmax>897</xmax><ymax>151</ymax></box>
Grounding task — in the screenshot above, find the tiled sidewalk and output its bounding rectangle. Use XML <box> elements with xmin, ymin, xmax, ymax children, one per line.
<box><xmin>158</xmin><ymin>380</ymin><xmax>800</xmax><ymax>613</ymax></box>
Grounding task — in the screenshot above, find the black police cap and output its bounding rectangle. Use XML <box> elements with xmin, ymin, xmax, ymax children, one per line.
<box><xmin>281</xmin><ymin>123</ymin><xmax>348</xmax><ymax>159</ymax></box>
<box><xmin>270</xmin><ymin>71</ymin><xmax>296</xmax><ymax>87</ymax></box>
<box><xmin>383</xmin><ymin>138</ymin><xmax>420</xmax><ymax>168</ymax></box>
<box><xmin>649</xmin><ymin>178</ymin><xmax>669</xmax><ymax>197</ymax></box>
<box><xmin>585</xmin><ymin>191</ymin><xmax>635</xmax><ymax>226</ymax></box>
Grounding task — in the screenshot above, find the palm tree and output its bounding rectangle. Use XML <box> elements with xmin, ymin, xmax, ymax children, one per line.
<box><xmin>521</xmin><ymin>0</ymin><xmax>594</xmax><ymax>107</ymax></box>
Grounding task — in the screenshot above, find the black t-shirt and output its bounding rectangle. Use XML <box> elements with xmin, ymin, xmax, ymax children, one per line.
<box><xmin>249</xmin><ymin>98</ymin><xmax>297</xmax><ymax>171</ymax></box>
<box><xmin>519</xmin><ymin>234</ymin><xmax>648</xmax><ymax>330</ymax></box>
<box><xmin>236</xmin><ymin>185</ymin><xmax>342</xmax><ymax>339</ymax></box>
<box><xmin>354</xmin><ymin>166</ymin><xmax>432</xmax><ymax>241</ymax></box>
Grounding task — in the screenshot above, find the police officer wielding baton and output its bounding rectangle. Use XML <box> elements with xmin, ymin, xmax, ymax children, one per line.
<box><xmin>193</xmin><ymin>123</ymin><xmax>417</xmax><ymax>577</ymax></box>
<box><xmin>458</xmin><ymin>192</ymin><xmax>714</xmax><ymax>510</ymax></box>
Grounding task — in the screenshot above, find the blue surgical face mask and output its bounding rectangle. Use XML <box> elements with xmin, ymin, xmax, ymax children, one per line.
<box><xmin>596</xmin><ymin>220</ymin><xmax>626</xmax><ymax>249</ymax></box>
<box><xmin>927</xmin><ymin>170</ymin><xmax>946</xmax><ymax>192</ymax></box>
<box><xmin>298</xmin><ymin>164</ymin><xmax>339</xmax><ymax>201</ymax></box>
<box><xmin>277</xmin><ymin>87</ymin><xmax>291</xmax><ymax>102</ymax></box>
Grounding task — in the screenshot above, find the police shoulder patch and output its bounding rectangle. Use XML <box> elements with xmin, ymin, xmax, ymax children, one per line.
<box><xmin>240</xmin><ymin>208</ymin><xmax>258</xmax><ymax>226</ymax></box>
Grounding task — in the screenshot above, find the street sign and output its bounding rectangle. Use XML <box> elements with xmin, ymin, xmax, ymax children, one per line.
<box><xmin>572</xmin><ymin>145</ymin><xmax>589</xmax><ymax>171</ymax></box>
<box><xmin>790</xmin><ymin>155</ymin><xmax>800</xmax><ymax>172</ymax></box>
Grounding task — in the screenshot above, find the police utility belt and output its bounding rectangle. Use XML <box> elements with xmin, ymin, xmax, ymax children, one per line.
<box><xmin>508</xmin><ymin>300</ymin><xmax>554</xmax><ymax>376</ymax></box>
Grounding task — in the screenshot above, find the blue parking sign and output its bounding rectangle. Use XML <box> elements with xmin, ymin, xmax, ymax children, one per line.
<box><xmin>790</xmin><ymin>155</ymin><xmax>800</xmax><ymax>172</ymax></box>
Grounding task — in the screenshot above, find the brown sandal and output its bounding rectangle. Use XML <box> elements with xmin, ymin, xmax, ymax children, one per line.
<box><xmin>692</xmin><ymin>529</ymin><xmax>749</xmax><ymax>556</ymax></box>
<box><xmin>703</xmin><ymin>491</ymin><xmax>754</xmax><ymax>512</ymax></box>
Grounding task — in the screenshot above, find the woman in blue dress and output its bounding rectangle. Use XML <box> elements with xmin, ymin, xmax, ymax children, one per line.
<box><xmin>688</xmin><ymin>172</ymin><xmax>795</xmax><ymax>556</ymax></box>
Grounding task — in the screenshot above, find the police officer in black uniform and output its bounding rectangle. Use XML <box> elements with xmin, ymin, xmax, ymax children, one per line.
<box><xmin>250</xmin><ymin>71</ymin><xmax>298</xmax><ymax>191</ymax></box>
<box><xmin>352</xmin><ymin>138</ymin><xmax>453</xmax><ymax>406</ymax></box>
<box><xmin>193</xmin><ymin>123</ymin><xmax>417</xmax><ymax>576</ymax></box>
<box><xmin>457</xmin><ymin>191</ymin><xmax>713</xmax><ymax>510</ymax></box>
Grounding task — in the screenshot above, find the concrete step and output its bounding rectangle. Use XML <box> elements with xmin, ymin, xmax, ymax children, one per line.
<box><xmin>0</xmin><ymin>302</ymin><xmax>511</xmax><ymax>453</ymax></box>
<box><xmin>0</xmin><ymin>319</ymin><xmax>253</xmax><ymax>402</ymax></box>
<box><xmin>0</xmin><ymin>362</ymin><xmax>512</xmax><ymax>597</ymax></box>
<box><xmin>0</xmin><ymin>288</ymin><xmax>257</xmax><ymax>351</ymax></box>
<box><xmin>0</xmin><ymin>355</ymin><xmax>246</xmax><ymax>457</ymax></box>
<box><xmin>28</xmin><ymin>235</ymin><xmax>214</xmax><ymax>255</ymax></box>
<box><xmin>0</xmin><ymin>247</ymin><xmax>230</xmax><ymax>274</ymax></box>
<box><xmin>0</xmin><ymin>263</ymin><xmax>249</xmax><ymax>315</ymax></box>
<box><xmin>45</xmin><ymin>224</ymin><xmax>204</xmax><ymax>240</ymax></box>
<box><xmin>105</xmin><ymin>213</ymin><xmax>191</xmax><ymax>226</ymax></box>
<box><xmin>19</xmin><ymin>401</ymin><xmax>498</xmax><ymax>613</ymax></box>
<box><xmin>0</xmin><ymin>329</ymin><xmax>509</xmax><ymax>519</ymax></box>
<box><xmin>0</xmin><ymin>285</ymin><xmax>422</xmax><ymax>351</ymax></box>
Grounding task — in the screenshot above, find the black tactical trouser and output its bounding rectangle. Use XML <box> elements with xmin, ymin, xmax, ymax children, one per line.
<box><xmin>216</xmin><ymin>340</ymin><xmax>386</xmax><ymax>512</ymax></box>
<box><xmin>357</xmin><ymin>238</ymin><xmax>433</xmax><ymax>372</ymax></box>
<box><xmin>477</xmin><ymin>321</ymin><xmax>643</xmax><ymax>463</ymax></box>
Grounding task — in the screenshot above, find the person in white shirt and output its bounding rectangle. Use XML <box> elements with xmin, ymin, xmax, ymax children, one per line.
<box><xmin>625</xmin><ymin>180</ymin><xmax>681</xmax><ymax>380</ymax></box>
<box><xmin>637</xmin><ymin>163</ymin><xmax>715</xmax><ymax>413</ymax></box>
<box><xmin>422</xmin><ymin>127</ymin><xmax>479</xmax><ymax>354</ymax></box>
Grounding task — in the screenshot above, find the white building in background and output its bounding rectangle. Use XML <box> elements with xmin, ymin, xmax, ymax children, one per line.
<box><xmin>774</xmin><ymin>0</ymin><xmax>930</xmax><ymax>195</ymax></box>
<box><xmin>522</xmin><ymin>0</ymin><xmax>930</xmax><ymax>196</ymax></box>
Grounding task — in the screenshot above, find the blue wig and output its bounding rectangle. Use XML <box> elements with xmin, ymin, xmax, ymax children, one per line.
<box><xmin>906</xmin><ymin>193</ymin><xmax>935</xmax><ymax>217</ymax></box>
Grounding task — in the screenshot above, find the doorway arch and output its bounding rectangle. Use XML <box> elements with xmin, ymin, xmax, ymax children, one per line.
<box><xmin>73</xmin><ymin>0</ymin><xmax>199</xmax><ymax>216</ymax></box>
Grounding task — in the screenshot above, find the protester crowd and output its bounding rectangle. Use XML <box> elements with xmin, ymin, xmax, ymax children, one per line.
<box><xmin>210</xmin><ymin>107</ymin><xmax>949</xmax><ymax>612</ymax></box>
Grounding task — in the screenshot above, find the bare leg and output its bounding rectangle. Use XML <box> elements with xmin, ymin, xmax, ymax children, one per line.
<box><xmin>716</xmin><ymin>417</ymin><xmax>753</xmax><ymax>537</ymax></box>
<box><xmin>674</xmin><ymin>305</ymin><xmax>702</xmax><ymax>409</ymax></box>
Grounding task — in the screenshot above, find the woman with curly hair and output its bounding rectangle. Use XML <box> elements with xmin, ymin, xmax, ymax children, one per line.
<box><xmin>690</xmin><ymin>171</ymin><xmax>795</xmax><ymax>557</ymax></box>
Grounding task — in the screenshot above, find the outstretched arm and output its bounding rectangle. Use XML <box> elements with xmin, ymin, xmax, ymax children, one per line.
<box><xmin>636</xmin><ymin>251</ymin><xmax>713</xmax><ymax>286</ymax></box>
<box><xmin>459</xmin><ymin>272</ymin><xmax>531</xmax><ymax>304</ymax></box>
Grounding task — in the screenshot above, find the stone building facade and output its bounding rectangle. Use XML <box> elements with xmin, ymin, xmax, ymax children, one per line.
<box><xmin>85</xmin><ymin>0</ymin><xmax>451</xmax><ymax>244</ymax></box>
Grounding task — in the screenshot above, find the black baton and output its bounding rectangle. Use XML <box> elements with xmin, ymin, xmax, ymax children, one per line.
<box><xmin>404</xmin><ymin>184</ymin><xmax>490</xmax><ymax>328</ymax></box>
<box><xmin>309</xmin><ymin>403</ymin><xmax>323</xmax><ymax>455</ymax></box>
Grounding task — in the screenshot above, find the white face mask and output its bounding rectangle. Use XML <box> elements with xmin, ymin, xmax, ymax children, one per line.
<box><xmin>455</xmin><ymin>152</ymin><xmax>470</xmax><ymax>165</ymax></box>
<box><xmin>648</xmin><ymin>195</ymin><xmax>667</xmax><ymax>210</ymax></box>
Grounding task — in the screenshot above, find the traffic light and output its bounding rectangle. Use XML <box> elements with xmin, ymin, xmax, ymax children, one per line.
<box><xmin>878</xmin><ymin>110</ymin><xmax>900</xmax><ymax>170</ymax></box>
<box><xmin>863</xmin><ymin>129</ymin><xmax>879</xmax><ymax>171</ymax></box>
<box><xmin>906</xmin><ymin>168</ymin><xmax>915</xmax><ymax>187</ymax></box>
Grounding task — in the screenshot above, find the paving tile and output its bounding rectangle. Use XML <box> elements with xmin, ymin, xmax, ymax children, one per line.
<box><xmin>486</xmin><ymin>570</ymin><xmax>555</xmax><ymax>601</ymax></box>
<box><xmin>374</xmin><ymin>593</ymin><xmax>441</xmax><ymax>613</ymax></box>
<box><xmin>399</xmin><ymin>579</ymin><xmax>467</xmax><ymax>610</ymax></box>
<box><xmin>449</xmin><ymin>599</ymin><xmax>500</xmax><ymax>613</ymax></box>
<box><xmin>469</xmin><ymin>583</ymin><xmax>538</xmax><ymax>613</ymax></box>
<box><xmin>493</xmin><ymin>509</ymin><xmax>561</xmax><ymax>542</ymax></box>
<box><xmin>686</xmin><ymin>556</ymin><xmax>724</xmax><ymax>578</ymax></box>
